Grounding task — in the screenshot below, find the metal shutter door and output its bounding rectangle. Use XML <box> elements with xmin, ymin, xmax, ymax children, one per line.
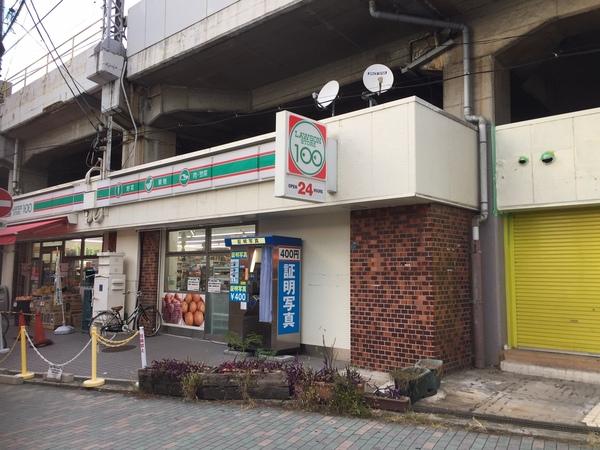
<box><xmin>508</xmin><ymin>208</ymin><xmax>600</xmax><ymax>355</ymax></box>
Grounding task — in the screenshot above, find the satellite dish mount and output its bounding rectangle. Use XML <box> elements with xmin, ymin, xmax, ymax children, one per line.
<box><xmin>362</xmin><ymin>63</ymin><xmax>394</xmax><ymax>107</ymax></box>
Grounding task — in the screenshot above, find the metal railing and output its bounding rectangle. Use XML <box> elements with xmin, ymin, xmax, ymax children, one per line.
<box><xmin>3</xmin><ymin>18</ymin><xmax>103</xmax><ymax>95</ymax></box>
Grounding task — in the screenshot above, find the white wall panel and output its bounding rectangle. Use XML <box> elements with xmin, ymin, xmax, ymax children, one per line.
<box><xmin>260</xmin><ymin>211</ymin><xmax>351</xmax><ymax>353</ymax></box>
<box><xmin>497</xmin><ymin>107</ymin><xmax>600</xmax><ymax>211</ymax></box>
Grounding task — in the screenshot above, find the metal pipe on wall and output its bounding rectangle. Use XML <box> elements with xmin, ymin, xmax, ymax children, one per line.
<box><xmin>368</xmin><ymin>0</ymin><xmax>488</xmax><ymax>368</ymax></box>
<box><xmin>12</xmin><ymin>138</ymin><xmax>20</xmax><ymax>195</ymax></box>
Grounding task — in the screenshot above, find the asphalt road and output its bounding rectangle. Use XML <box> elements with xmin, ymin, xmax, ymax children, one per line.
<box><xmin>0</xmin><ymin>384</ymin><xmax>592</xmax><ymax>450</ymax></box>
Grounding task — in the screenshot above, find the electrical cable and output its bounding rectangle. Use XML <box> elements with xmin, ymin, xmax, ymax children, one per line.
<box><xmin>119</xmin><ymin>60</ymin><xmax>138</xmax><ymax>169</ymax></box>
<box><xmin>3</xmin><ymin>0</ymin><xmax>63</xmax><ymax>55</ymax></box>
<box><xmin>2</xmin><ymin>0</ymin><xmax>25</xmax><ymax>39</ymax></box>
<box><xmin>26</xmin><ymin>0</ymin><xmax>103</xmax><ymax>127</ymax></box>
<box><xmin>23</xmin><ymin>0</ymin><xmax>100</xmax><ymax>131</ymax></box>
<box><xmin>9</xmin><ymin>42</ymin><xmax>600</xmax><ymax>160</ymax></box>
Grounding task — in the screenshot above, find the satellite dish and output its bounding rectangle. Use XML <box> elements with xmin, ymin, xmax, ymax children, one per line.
<box><xmin>316</xmin><ymin>80</ymin><xmax>339</xmax><ymax>109</ymax></box>
<box><xmin>312</xmin><ymin>80</ymin><xmax>340</xmax><ymax>116</ymax></box>
<box><xmin>362</xmin><ymin>63</ymin><xmax>394</xmax><ymax>94</ymax></box>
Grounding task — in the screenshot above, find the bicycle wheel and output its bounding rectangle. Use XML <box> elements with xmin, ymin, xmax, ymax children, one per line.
<box><xmin>89</xmin><ymin>311</ymin><xmax>121</xmax><ymax>340</ymax></box>
<box><xmin>135</xmin><ymin>306</ymin><xmax>162</xmax><ymax>337</ymax></box>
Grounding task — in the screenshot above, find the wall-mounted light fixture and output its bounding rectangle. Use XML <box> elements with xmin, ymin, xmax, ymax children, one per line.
<box><xmin>540</xmin><ymin>151</ymin><xmax>555</xmax><ymax>164</ymax></box>
<box><xmin>518</xmin><ymin>156</ymin><xmax>529</xmax><ymax>165</ymax></box>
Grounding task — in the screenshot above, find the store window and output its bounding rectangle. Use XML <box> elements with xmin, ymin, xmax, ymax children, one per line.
<box><xmin>163</xmin><ymin>224</ymin><xmax>256</xmax><ymax>334</ymax></box>
<box><xmin>84</xmin><ymin>237</ymin><xmax>103</xmax><ymax>256</ymax></box>
<box><xmin>210</xmin><ymin>225</ymin><xmax>256</xmax><ymax>250</ymax></box>
<box><xmin>65</xmin><ymin>239</ymin><xmax>82</xmax><ymax>257</ymax></box>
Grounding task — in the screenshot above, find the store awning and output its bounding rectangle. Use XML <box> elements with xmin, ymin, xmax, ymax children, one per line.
<box><xmin>0</xmin><ymin>217</ymin><xmax>73</xmax><ymax>245</ymax></box>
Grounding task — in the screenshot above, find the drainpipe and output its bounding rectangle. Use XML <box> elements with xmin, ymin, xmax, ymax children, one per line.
<box><xmin>12</xmin><ymin>138</ymin><xmax>20</xmax><ymax>195</ymax></box>
<box><xmin>369</xmin><ymin>1</ymin><xmax>488</xmax><ymax>368</ymax></box>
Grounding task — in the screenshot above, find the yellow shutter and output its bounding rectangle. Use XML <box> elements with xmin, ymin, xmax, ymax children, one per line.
<box><xmin>506</xmin><ymin>208</ymin><xmax>600</xmax><ymax>355</ymax></box>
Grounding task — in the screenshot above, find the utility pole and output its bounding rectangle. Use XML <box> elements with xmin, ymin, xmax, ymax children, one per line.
<box><xmin>0</xmin><ymin>0</ymin><xmax>5</xmax><ymax>86</ymax></box>
<box><xmin>88</xmin><ymin>0</ymin><xmax>126</xmax><ymax>178</ymax></box>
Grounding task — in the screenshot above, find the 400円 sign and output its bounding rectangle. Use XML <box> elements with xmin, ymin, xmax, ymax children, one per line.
<box><xmin>275</xmin><ymin>111</ymin><xmax>328</xmax><ymax>203</ymax></box>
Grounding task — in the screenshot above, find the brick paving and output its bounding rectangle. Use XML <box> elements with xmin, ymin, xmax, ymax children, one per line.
<box><xmin>0</xmin><ymin>384</ymin><xmax>591</xmax><ymax>450</ymax></box>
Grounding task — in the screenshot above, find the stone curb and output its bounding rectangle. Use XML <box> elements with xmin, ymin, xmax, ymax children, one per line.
<box><xmin>0</xmin><ymin>368</ymin><xmax>136</xmax><ymax>393</ymax></box>
<box><xmin>412</xmin><ymin>403</ymin><xmax>600</xmax><ymax>435</ymax></box>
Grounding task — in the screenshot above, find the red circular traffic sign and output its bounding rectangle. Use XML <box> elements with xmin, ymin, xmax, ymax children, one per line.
<box><xmin>0</xmin><ymin>188</ymin><xmax>13</xmax><ymax>218</ymax></box>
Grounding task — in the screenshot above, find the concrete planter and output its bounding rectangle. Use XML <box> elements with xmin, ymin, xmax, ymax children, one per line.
<box><xmin>364</xmin><ymin>394</ymin><xmax>411</xmax><ymax>412</ymax></box>
<box><xmin>138</xmin><ymin>368</ymin><xmax>289</xmax><ymax>400</ymax></box>
<box><xmin>198</xmin><ymin>372</ymin><xmax>289</xmax><ymax>400</ymax></box>
<box><xmin>392</xmin><ymin>367</ymin><xmax>438</xmax><ymax>404</ymax></box>
<box><xmin>138</xmin><ymin>368</ymin><xmax>183</xmax><ymax>397</ymax></box>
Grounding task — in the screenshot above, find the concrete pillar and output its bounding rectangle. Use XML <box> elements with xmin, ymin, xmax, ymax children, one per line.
<box><xmin>115</xmin><ymin>229</ymin><xmax>140</xmax><ymax>313</ymax></box>
<box><xmin>1</xmin><ymin>244</ymin><xmax>15</xmax><ymax>299</ymax></box>
<box><xmin>19</xmin><ymin>168</ymin><xmax>47</xmax><ymax>194</ymax></box>
<box><xmin>121</xmin><ymin>126</ymin><xmax>176</xmax><ymax>169</ymax></box>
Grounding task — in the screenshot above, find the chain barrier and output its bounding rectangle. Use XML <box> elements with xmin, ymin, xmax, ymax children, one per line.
<box><xmin>0</xmin><ymin>334</ymin><xmax>20</xmax><ymax>365</ymax></box>
<box><xmin>23</xmin><ymin>329</ymin><xmax>92</xmax><ymax>368</ymax></box>
<box><xmin>96</xmin><ymin>330</ymin><xmax>140</xmax><ymax>348</ymax></box>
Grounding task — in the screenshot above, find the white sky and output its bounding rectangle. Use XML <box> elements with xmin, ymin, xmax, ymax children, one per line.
<box><xmin>2</xmin><ymin>0</ymin><xmax>141</xmax><ymax>83</ymax></box>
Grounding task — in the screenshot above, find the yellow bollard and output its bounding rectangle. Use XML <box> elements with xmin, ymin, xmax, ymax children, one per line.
<box><xmin>15</xmin><ymin>325</ymin><xmax>34</xmax><ymax>380</ymax></box>
<box><xmin>82</xmin><ymin>326</ymin><xmax>105</xmax><ymax>388</ymax></box>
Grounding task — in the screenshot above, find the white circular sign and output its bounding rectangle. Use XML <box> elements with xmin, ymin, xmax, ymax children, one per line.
<box><xmin>289</xmin><ymin>121</ymin><xmax>326</xmax><ymax>177</ymax></box>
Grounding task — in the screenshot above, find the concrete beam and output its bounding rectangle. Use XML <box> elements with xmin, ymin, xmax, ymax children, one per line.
<box><xmin>22</xmin><ymin>116</ymin><xmax>97</xmax><ymax>165</ymax></box>
<box><xmin>0</xmin><ymin>50</ymin><xmax>100</xmax><ymax>133</ymax></box>
<box><xmin>252</xmin><ymin>37</ymin><xmax>412</xmax><ymax>111</ymax></box>
<box><xmin>144</xmin><ymin>85</ymin><xmax>251</xmax><ymax>125</ymax></box>
<box><xmin>127</xmin><ymin>0</ymin><xmax>304</xmax><ymax>78</ymax></box>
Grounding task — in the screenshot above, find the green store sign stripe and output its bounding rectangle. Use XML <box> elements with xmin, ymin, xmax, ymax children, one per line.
<box><xmin>33</xmin><ymin>193</ymin><xmax>84</xmax><ymax>212</ymax></box>
<box><xmin>95</xmin><ymin>152</ymin><xmax>275</xmax><ymax>200</ymax></box>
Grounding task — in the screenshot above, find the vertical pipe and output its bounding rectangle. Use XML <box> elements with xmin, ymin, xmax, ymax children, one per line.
<box><xmin>472</xmin><ymin>222</ymin><xmax>485</xmax><ymax>368</ymax></box>
<box><xmin>12</xmin><ymin>138</ymin><xmax>20</xmax><ymax>195</ymax></box>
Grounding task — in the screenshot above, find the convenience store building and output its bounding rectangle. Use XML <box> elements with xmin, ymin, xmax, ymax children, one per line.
<box><xmin>1</xmin><ymin>97</ymin><xmax>478</xmax><ymax>371</ymax></box>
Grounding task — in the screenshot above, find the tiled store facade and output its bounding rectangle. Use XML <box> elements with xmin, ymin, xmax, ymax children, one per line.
<box><xmin>350</xmin><ymin>204</ymin><xmax>473</xmax><ymax>372</ymax></box>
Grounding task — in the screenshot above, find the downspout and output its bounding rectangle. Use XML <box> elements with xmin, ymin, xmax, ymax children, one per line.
<box><xmin>12</xmin><ymin>138</ymin><xmax>20</xmax><ymax>195</ymax></box>
<box><xmin>369</xmin><ymin>1</ymin><xmax>488</xmax><ymax>368</ymax></box>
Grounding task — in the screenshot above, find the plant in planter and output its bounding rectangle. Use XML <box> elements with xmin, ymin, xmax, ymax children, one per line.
<box><xmin>389</xmin><ymin>366</ymin><xmax>438</xmax><ymax>404</ymax></box>
<box><xmin>181</xmin><ymin>372</ymin><xmax>205</xmax><ymax>400</ymax></box>
<box><xmin>225</xmin><ymin>331</ymin><xmax>263</xmax><ymax>354</ymax></box>
<box><xmin>365</xmin><ymin>386</ymin><xmax>411</xmax><ymax>412</ymax></box>
<box><xmin>329</xmin><ymin>375</ymin><xmax>371</xmax><ymax>418</ymax></box>
<box><xmin>140</xmin><ymin>359</ymin><xmax>208</xmax><ymax>396</ymax></box>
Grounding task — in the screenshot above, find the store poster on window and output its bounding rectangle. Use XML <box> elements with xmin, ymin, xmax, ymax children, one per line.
<box><xmin>161</xmin><ymin>292</ymin><xmax>205</xmax><ymax>330</ymax></box>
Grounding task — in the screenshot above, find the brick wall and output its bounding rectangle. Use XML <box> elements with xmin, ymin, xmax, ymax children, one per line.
<box><xmin>350</xmin><ymin>204</ymin><xmax>473</xmax><ymax>372</ymax></box>
<box><xmin>139</xmin><ymin>231</ymin><xmax>160</xmax><ymax>309</ymax></box>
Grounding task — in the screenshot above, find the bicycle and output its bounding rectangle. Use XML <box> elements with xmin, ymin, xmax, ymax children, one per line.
<box><xmin>89</xmin><ymin>291</ymin><xmax>162</xmax><ymax>339</ymax></box>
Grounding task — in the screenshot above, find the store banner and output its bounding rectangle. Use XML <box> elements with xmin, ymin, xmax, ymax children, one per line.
<box><xmin>161</xmin><ymin>293</ymin><xmax>205</xmax><ymax>330</ymax></box>
<box><xmin>229</xmin><ymin>251</ymin><xmax>248</xmax><ymax>303</ymax></box>
<box><xmin>275</xmin><ymin>111</ymin><xmax>328</xmax><ymax>203</ymax></box>
<box><xmin>277</xmin><ymin>247</ymin><xmax>301</xmax><ymax>335</ymax></box>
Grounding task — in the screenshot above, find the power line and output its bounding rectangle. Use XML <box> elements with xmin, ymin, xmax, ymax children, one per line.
<box><xmin>3</xmin><ymin>0</ymin><xmax>63</xmax><ymax>55</ymax></box>
<box><xmin>23</xmin><ymin>0</ymin><xmax>101</xmax><ymax>130</ymax></box>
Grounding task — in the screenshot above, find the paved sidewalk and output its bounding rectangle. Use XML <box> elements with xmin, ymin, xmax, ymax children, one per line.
<box><xmin>0</xmin><ymin>384</ymin><xmax>592</xmax><ymax>449</ymax></box>
<box><xmin>418</xmin><ymin>369</ymin><xmax>600</xmax><ymax>431</ymax></box>
<box><xmin>0</xmin><ymin>326</ymin><xmax>325</xmax><ymax>380</ymax></box>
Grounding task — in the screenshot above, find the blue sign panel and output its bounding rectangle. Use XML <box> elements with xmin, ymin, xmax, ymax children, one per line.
<box><xmin>278</xmin><ymin>260</ymin><xmax>300</xmax><ymax>334</ymax></box>
<box><xmin>229</xmin><ymin>284</ymin><xmax>248</xmax><ymax>303</ymax></box>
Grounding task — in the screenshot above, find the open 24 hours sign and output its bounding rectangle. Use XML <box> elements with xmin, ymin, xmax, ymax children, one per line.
<box><xmin>275</xmin><ymin>111</ymin><xmax>328</xmax><ymax>203</ymax></box>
